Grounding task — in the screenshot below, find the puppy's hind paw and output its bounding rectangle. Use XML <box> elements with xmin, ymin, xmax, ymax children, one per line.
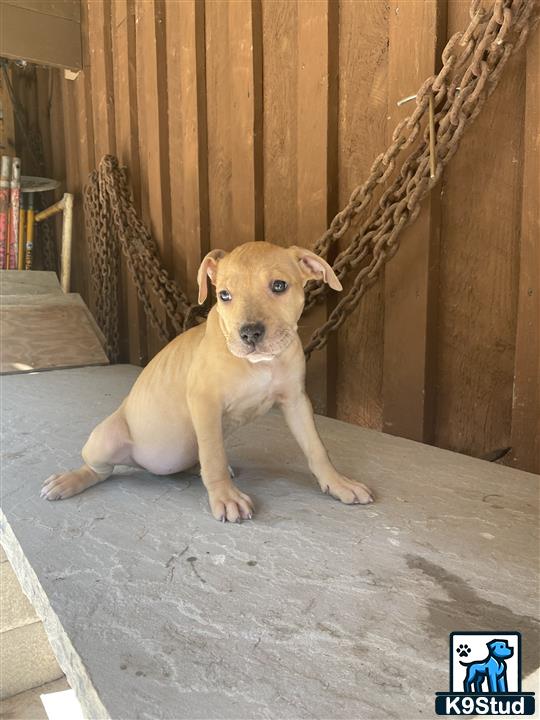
<box><xmin>40</xmin><ymin>466</ymin><xmax>101</xmax><ymax>500</ymax></box>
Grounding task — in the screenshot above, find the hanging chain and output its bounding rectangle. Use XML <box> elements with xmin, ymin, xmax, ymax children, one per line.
<box><xmin>83</xmin><ymin>0</ymin><xmax>538</xmax><ymax>362</ymax></box>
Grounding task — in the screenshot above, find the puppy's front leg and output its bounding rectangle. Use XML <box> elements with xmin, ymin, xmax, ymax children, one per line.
<box><xmin>189</xmin><ymin>398</ymin><xmax>254</xmax><ymax>522</ymax></box>
<box><xmin>280</xmin><ymin>392</ymin><xmax>373</xmax><ymax>505</ymax></box>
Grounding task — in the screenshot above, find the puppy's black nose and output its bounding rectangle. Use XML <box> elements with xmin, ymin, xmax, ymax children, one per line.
<box><xmin>239</xmin><ymin>322</ymin><xmax>265</xmax><ymax>346</ymax></box>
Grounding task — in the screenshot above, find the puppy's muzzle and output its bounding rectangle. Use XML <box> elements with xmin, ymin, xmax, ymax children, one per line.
<box><xmin>239</xmin><ymin>322</ymin><xmax>265</xmax><ymax>347</ymax></box>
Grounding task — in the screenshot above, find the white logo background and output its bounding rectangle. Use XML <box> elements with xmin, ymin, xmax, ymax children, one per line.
<box><xmin>451</xmin><ymin>633</ymin><xmax>520</xmax><ymax>693</ymax></box>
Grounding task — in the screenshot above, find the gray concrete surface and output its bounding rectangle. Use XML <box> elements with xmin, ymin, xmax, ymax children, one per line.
<box><xmin>1</xmin><ymin>365</ymin><xmax>538</xmax><ymax>720</ymax></box>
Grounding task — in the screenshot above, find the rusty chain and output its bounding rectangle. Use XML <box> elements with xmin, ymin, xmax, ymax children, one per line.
<box><xmin>303</xmin><ymin>0</ymin><xmax>538</xmax><ymax>356</ymax></box>
<box><xmin>84</xmin><ymin>158</ymin><xmax>205</xmax><ymax>360</ymax></box>
<box><xmin>84</xmin><ymin>0</ymin><xmax>537</xmax><ymax>362</ymax></box>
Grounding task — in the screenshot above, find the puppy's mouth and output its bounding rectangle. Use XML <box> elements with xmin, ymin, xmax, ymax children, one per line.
<box><xmin>226</xmin><ymin>328</ymin><xmax>295</xmax><ymax>362</ymax></box>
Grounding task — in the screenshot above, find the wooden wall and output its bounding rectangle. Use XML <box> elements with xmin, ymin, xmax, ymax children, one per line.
<box><xmin>25</xmin><ymin>0</ymin><xmax>539</xmax><ymax>473</ymax></box>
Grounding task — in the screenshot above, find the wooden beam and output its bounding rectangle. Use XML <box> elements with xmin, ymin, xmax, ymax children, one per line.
<box><xmin>166</xmin><ymin>0</ymin><xmax>210</xmax><ymax>302</ymax></box>
<box><xmin>508</xmin><ymin>28</ymin><xmax>539</xmax><ymax>473</ymax></box>
<box><xmin>135</xmin><ymin>0</ymin><xmax>172</xmax><ymax>358</ymax></box>
<box><xmin>435</xmin><ymin>2</ymin><xmax>526</xmax><ymax>460</ymax></box>
<box><xmin>112</xmin><ymin>0</ymin><xmax>147</xmax><ymax>365</ymax></box>
<box><xmin>382</xmin><ymin>0</ymin><xmax>446</xmax><ymax>443</ymax></box>
<box><xmin>261</xmin><ymin>0</ymin><xmax>298</xmax><ymax>249</ymax></box>
<box><xmin>86</xmin><ymin>0</ymin><xmax>116</xmax><ymax>162</ymax></box>
<box><xmin>62</xmin><ymin>0</ymin><xmax>94</xmax><ymax>305</ymax></box>
<box><xmin>296</xmin><ymin>0</ymin><xmax>338</xmax><ymax>415</ymax></box>
<box><xmin>205</xmin><ymin>0</ymin><xmax>263</xmax><ymax>251</ymax></box>
<box><xmin>334</xmin><ymin>1</ymin><xmax>388</xmax><ymax>432</ymax></box>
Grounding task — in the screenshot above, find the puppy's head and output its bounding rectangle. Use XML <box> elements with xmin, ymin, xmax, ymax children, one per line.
<box><xmin>197</xmin><ymin>241</ymin><xmax>342</xmax><ymax>362</ymax></box>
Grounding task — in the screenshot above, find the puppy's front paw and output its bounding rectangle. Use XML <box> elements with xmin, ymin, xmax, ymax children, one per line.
<box><xmin>208</xmin><ymin>483</ymin><xmax>254</xmax><ymax>523</ymax></box>
<box><xmin>321</xmin><ymin>475</ymin><xmax>374</xmax><ymax>505</ymax></box>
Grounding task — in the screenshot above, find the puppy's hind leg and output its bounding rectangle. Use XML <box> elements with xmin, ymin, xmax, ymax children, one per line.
<box><xmin>41</xmin><ymin>407</ymin><xmax>133</xmax><ymax>500</ymax></box>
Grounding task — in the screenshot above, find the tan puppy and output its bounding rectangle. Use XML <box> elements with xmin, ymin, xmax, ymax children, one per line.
<box><xmin>41</xmin><ymin>242</ymin><xmax>373</xmax><ymax>522</ymax></box>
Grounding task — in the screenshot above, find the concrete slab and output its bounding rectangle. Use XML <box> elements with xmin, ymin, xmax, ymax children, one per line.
<box><xmin>0</xmin><ymin>622</ymin><xmax>63</xmax><ymax>699</ymax></box>
<box><xmin>0</xmin><ymin>561</ymin><xmax>38</xmax><ymax>632</ymax></box>
<box><xmin>1</xmin><ymin>365</ymin><xmax>538</xmax><ymax>720</ymax></box>
<box><xmin>0</xmin><ymin>677</ymin><xmax>70</xmax><ymax>720</ymax></box>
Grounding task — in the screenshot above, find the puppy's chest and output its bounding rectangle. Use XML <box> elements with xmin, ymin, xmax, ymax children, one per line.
<box><xmin>223</xmin><ymin>366</ymin><xmax>280</xmax><ymax>432</ymax></box>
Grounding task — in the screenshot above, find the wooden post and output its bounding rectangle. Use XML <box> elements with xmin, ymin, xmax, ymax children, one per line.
<box><xmin>435</xmin><ymin>3</ymin><xmax>526</xmax><ymax>460</ymax></box>
<box><xmin>112</xmin><ymin>0</ymin><xmax>147</xmax><ymax>365</ymax></box>
<box><xmin>135</xmin><ymin>0</ymin><xmax>172</xmax><ymax>358</ymax></box>
<box><xmin>87</xmin><ymin>0</ymin><xmax>116</xmax><ymax>162</ymax></box>
<box><xmin>508</xmin><ymin>29</ymin><xmax>539</xmax><ymax>474</ymax></box>
<box><xmin>166</xmin><ymin>0</ymin><xmax>210</xmax><ymax>302</ymax></box>
<box><xmin>296</xmin><ymin>0</ymin><xmax>339</xmax><ymax>415</ymax></box>
<box><xmin>205</xmin><ymin>0</ymin><xmax>263</xmax><ymax>252</ymax></box>
<box><xmin>382</xmin><ymin>0</ymin><xmax>446</xmax><ymax>443</ymax></box>
<box><xmin>66</xmin><ymin>0</ymin><xmax>95</xmax><ymax>306</ymax></box>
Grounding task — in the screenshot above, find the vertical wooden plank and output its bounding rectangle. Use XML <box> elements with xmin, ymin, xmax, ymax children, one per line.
<box><xmin>47</xmin><ymin>71</ymin><xmax>67</xmax><ymax>194</ymax></box>
<box><xmin>86</xmin><ymin>0</ymin><xmax>115</xmax><ymax>162</ymax></box>
<box><xmin>38</xmin><ymin>67</ymin><xmax>66</xmax><ymax>260</ymax></box>
<box><xmin>335</xmin><ymin>0</ymin><xmax>389</xmax><ymax>430</ymax></box>
<box><xmin>435</xmin><ymin>1</ymin><xmax>525</xmax><ymax>459</ymax></box>
<box><xmin>381</xmin><ymin>0</ymin><xmax>446</xmax><ymax>443</ymax></box>
<box><xmin>60</xmin><ymin>74</ymin><xmax>90</xmax><ymax>303</ymax></box>
<box><xmin>508</xmin><ymin>28</ymin><xmax>540</xmax><ymax>474</ymax></box>
<box><xmin>296</xmin><ymin>0</ymin><xmax>338</xmax><ymax>414</ymax></box>
<box><xmin>166</xmin><ymin>0</ymin><xmax>210</xmax><ymax>302</ymax></box>
<box><xmin>205</xmin><ymin>0</ymin><xmax>263</xmax><ymax>251</ymax></box>
<box><xmin>35</xmin><ymin>69</ymin><xmax>54</xmax><ymax>180</ymax></box>
<box><xmin>229</xmin><ymin>0</ymin><xmax>263</xmax><ymax>243</ymax></box>
<box><xmin>135</xmin><ymin>0</ymin><xmax>172</xmax><ymax>357</ymax></box>
<box><xmin>60</xmin><ymin>76</ymin><xmax>78</xmax><ymax>205</ymax></box>
<box><xmin>262</xmin><ymin>0</ymin><xmax>337</xmax><ymax>414</ymax></box>
<box><xmin>262</xmin><ymin>0</ymin><xmax>298</xmax><ymax>247</ymax></box>
<box><xmin>74</xmin><ymin>0</ymin><xmax>95</xmax><ymax>183</ymax></box>
<box><xmin>112</xmin><ymin>0</ymin><xmax>147</xmax><ymax>364</ymax></box>
<box><xmin>61</xmin><ymin>0</ymin><xmax>94</xmax><ymax>305</ymax></box>
<box><xmin>251</xmin><ymin>0</ymin><xmax>264</xmax><ymax>245</ymax></box>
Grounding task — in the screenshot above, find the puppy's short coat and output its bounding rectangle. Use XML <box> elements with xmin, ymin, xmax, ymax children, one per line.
<box><xmin>42</xmin><ymin>242</ymin><xmax>373</xmax><ymax>521</ymax></box>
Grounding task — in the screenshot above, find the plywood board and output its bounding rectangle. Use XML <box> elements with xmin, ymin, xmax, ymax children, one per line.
<box><xmin>0</xmin><ymin>271</ymin><xmax>62</xmax><ymax>296</ymax></box>
<box><xmin>0</xmin><ymin>297</ymin><xmax>108</xmax><ymax>374</ymax></box>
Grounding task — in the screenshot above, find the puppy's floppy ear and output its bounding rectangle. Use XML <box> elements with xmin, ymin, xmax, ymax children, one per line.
<box><xmin>288</xmin><ymin>246</ymin><xmax>342</xmax><ymax>291</ymax></box>
<box><xmin>197</xmin><ymin>249</ymin><xmax>227</xmax><ymax>304</ymax></box>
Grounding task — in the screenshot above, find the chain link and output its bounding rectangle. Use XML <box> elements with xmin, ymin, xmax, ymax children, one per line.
<box><xmin>84</xmin><ymin>157</ymin><xmax>206</xmax><ymax>361</ymax></box>
<box><xmin>303</xmin><ymin>0</ymin><xmax>537</xmax><ymax>357</ymax></box>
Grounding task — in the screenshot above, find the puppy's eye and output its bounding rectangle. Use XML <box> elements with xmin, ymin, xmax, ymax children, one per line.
<box><xmin>218</xmin><ymin>290</ymin><xmax>232</xmax><ymax>302</ymax></box>
<box><xmin>270</xmin><ymin>280</ymin><xmax>288</xmax><ymax>294</ymax></box>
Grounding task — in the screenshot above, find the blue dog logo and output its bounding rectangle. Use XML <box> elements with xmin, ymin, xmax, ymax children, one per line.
<box><xmin>435</xmin><ymin>632</ymin><xmax>535</xmax><ymax>716</ymax></box>
<box><xmin>459</xmin><ymin>639</ymin><xmax>513</xmax><ymax>693</ymax></box>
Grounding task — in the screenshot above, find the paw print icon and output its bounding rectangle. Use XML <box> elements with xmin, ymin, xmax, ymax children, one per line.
<box><xmin>456</xmin><ymin>643</ymin><xmax>471</xmax><ymax>658</ymax></box>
